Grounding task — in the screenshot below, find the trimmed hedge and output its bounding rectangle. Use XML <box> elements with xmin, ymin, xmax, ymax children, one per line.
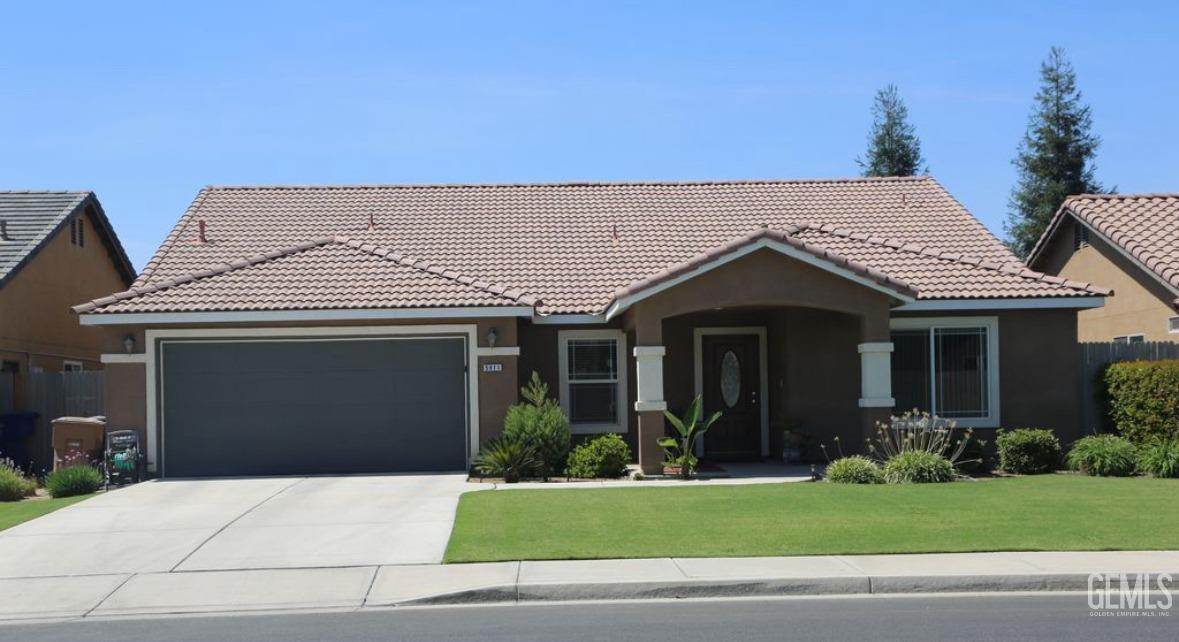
<box><xmin>995</xmin><ymin>428</ymin><xmax>1061</xmax><ymax>474</ymax></box>
<box><xmin>565</xmin><ymin>434</ymin><xmax>632</xmax><ymax>479</ymax></box>
<box><xmin>1103</xmin><ymin>360</ymin><xmax>1179</xmax><ymax>444</ymax></box>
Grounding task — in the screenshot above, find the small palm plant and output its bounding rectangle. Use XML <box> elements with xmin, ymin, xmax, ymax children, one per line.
<box><xmin>473</xmin><ymin>437</ymin><xmax>540</xmax><ymax>483</ymax></box>
<box><xmin>659</xmin><ymin>395</ymin><xmax>722</xmax><ymax>479</ymax></box>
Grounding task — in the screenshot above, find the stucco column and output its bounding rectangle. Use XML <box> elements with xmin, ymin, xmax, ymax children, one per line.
<box><xmin>633</xmin><ymin>346</ymin><xmax>667</xmax><ymax>412</ymax></box>
<box><xmin>859</xmin><ymin>311</ymin><xmax>895</xmax><ymax>447</ymax></box>
<box><xmin>857</xmin><ymin>342</ymin><xmax>895</xmax><ymax>408</ymax></box>
<box><xmin>629</xmin><ymin>307</ymin><xmax>666</xmax><ymax>474</ymax></box>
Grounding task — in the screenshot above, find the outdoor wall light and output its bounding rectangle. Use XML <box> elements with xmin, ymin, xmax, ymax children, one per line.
<box><xmin>123</xmin><ymin>334</ymin><xmax>135</xmax><ymax>354</ymax></box>
<box><xmin>487</xmin><ymin>327</ymin><xmax>498</xmax><ymax>348</ymax></box>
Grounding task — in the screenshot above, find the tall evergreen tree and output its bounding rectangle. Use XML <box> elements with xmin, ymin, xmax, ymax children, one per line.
<box><xmin>1005</xmin><ymin>47</ymin><xmax>1103</xmax><ymax>257</ymax></box>
<box><xmin>857</xmin><ymin>84</ymin><xmax>925</xmax><ymax>177</ymax></box>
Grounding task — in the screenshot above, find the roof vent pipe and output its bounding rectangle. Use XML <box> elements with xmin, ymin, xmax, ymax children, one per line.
<box><xmin>0</xmin><ymin>220</ymin><xmax>9</xmax><ymax>241</ymax></box>
<box><xmin>195</xmin><ymin>219</ymin><xmax>208</xmax><ymax>244</ymax></box>
<box><xmin>368</xmin><ymin>212</ymin><xmax>377</xmax><ymax>231</ymax></box>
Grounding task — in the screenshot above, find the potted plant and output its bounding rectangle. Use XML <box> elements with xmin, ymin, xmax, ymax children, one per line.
<box><xmin>658</xmin><ymin>395</ymin><xmax>721</xmax><ymax>479</ymax></box>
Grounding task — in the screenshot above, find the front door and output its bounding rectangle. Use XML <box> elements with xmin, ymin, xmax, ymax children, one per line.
<box><xmin>701</xmin><ymin>333</ymin><xmax>761</xmax><ymax>459</ymax></box>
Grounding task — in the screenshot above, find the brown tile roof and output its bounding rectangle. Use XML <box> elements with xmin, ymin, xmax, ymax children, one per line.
<box><xmin>74</xmin><ymin>237</ymin><xmax>536</xmax><ymax>314</ymax></box>
<box><xmin>796</xmin><ymin>225</ymin><xmax>1110</xmax><ymax>299</ymax></box>
<box><xmin>79</xmin><ymin>178</ymin><xmax>1104</xmax><ymax>316</ymax></box>
<box><xmin>1028</xmin><ymin>193</ymin><xmax>1179</xmax><ymax>295</ymax></box>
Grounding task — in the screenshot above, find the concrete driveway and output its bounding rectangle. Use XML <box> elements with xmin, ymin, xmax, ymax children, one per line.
<box><xmin>0</xmin><ymin>473</ymin><xmax>478</xmax><ymax>579</ymax></box>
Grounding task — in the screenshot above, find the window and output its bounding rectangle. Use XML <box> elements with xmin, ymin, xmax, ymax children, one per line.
<box><xmin>1113</xmin><ymin>335</ymin><xmax>1145</xmax><ymax>344</ymax></box>
<box><xmin>62</xmin><ymin>360</ymin><xmax>83</xmax><ymax>373</ymax></box>
<box><xmin>558</xmin><ymin>330</ymin><xmax>627</xmax><ymax>433</ymax></box>
<box><xmin>890</xmin><ymin>317</ymin><xmax>999</xmax><ymax>427</ymax></box>
<box><xmin>1072</xmin><ymin>223</ymin><xmax>1090</xmax><ymax>251</ymax></box>
<box><xmin>1169</xmin><ymin>317</ymin><xmax>1179</xmax><ymax>334</ymax></box>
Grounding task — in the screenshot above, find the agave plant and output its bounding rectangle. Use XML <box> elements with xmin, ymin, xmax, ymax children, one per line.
<box><xmin>659</xmin><ymin>395</ymin><xmax>722</xmax><ymax>479</ymax></box>
<box><xmin>473</xmin><ymin>437</ymin><xmax>540</xmax><ymax>483</ymax></box>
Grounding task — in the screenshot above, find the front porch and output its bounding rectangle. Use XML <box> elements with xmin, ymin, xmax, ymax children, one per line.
<box><xmin>610</xmin><ymin>242</ymin><xmax>910</xmax><ymax>473</ymax></box>
<box><xmin>628</xmin><ymin>305</ymin><xmax>896</xmax><ymax>473</ymax></box>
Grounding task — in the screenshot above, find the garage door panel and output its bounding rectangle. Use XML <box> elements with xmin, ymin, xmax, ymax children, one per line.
<box><xmin>161</xmin><ymin>337</ymin><xmax>468</xmax><ymax>477</ymax></box>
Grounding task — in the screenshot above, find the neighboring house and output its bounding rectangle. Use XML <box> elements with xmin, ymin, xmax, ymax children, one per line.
<box><xmin>0</xmin><ymin>191</ymin><xmax>135</xmax><ymax>410</ymax></box>
<box><xmin>1028</xmin><ymin>194</ymin><xmax>1179</xmax><ymax>343</ymax></box>
<box><xmin>74</xmin><ymin>178</ymin><xmax>1108</xmax><ymax>477</ymax></box>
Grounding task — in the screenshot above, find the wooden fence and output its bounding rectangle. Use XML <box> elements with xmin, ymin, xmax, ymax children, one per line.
<box><xmin>15</xmin><ymin>371</ymin><xmax>104</xmax><ymax>472</ymax></box>
<box><xmin>1078</xmin><ymin>341</ymin><xmax>1179</xmax><ymax>433</ymax></box>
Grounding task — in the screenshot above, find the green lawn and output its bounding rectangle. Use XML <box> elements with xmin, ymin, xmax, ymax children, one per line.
<box><xmin>444</xmin><ymin>475</ymin><xmax>1179</xmax><ymax>563</ymax></box>
<box><xmin>0</xmin><ymin>494</ymin><xmax>95</xmax><ymax>532</ymax></box>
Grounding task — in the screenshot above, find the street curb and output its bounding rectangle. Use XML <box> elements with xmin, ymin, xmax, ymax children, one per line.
<box><xmin>397</xmin><ymin>573</ymin><xmax>1118</xmax><ymax>605</ymax></box>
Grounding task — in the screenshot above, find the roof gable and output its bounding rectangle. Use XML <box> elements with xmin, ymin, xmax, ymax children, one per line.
<box><xmin>606</xmin><ymin>227</ymin><xmax>918</xmax><ymax>319</ymax></box>
<box><xmin>0</xmin><ymin>191</ymin><xmax>136</xmax><ymax>287</ymax></box>
<box><xmin>1028</xmin><ymin>193</ymin><xmax>1179</xmax><ymax>296</ymax></box>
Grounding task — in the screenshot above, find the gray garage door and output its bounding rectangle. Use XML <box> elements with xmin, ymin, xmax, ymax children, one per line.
<box><xmin>159</xmin><ymin>337</ymin><xmax>468</xmax><ymax>477</ymax></box>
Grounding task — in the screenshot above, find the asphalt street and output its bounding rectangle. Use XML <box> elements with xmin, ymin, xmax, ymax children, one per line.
<box><xmin>3</xmin><ymin>593</ymin><xmax>1173</xmax><ymax>641</ymax></box>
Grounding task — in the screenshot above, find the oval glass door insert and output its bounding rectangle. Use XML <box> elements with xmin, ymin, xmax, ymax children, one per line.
<box><xmin>720</xmin><ymin>350</ymin><xmax>741</xmax><ymax>408</ymax></box>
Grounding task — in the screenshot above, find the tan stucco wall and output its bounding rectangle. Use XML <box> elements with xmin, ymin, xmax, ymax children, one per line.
<box><xmin>0</xmin><ymin>207</ymin><xmax>131</xmax><ymax>410</ymax></box>
<box><xmin>1036</xmin><ymin>217</ymin><xmax>1178</xmax><ymax>342</ymax></box>
<box><xmin>0</xmin><ymin>208</ymin><xmax>130</xmax><ymax>368</ymax></box>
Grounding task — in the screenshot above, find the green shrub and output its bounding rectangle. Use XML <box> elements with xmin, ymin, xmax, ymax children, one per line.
<box><xmin>1103</xmin><ymin>360</ymin><xmax>1179</xmax><ymax>443</ymax></box>
<box><xmin>565</xmin><ymin>434</ymin><xmax>632</xmax><ymax>479</ymax></box>
<box><xmin>0</xmin><ymin>460</ymin><xmax>36</xmax><ymax>502</ymax></box>
<box><xmin>473</xmin><ymin>437</ymin><xmax>540</xmax><ymax>483</ymax></box>
<box><xmin>502</xmin><ymin>372</ymin><xmax>571</xmax><ymax>478</ymax></box>
<box><xmin>883</xmin><ymin>450</ymin><xmax>955</xmax><ymax>484</ymax></box>
<box><xmin>995</xmin><ymin>428</ymin><xmax>1061</xmax><ymax>474</ymax></box>
<box><xmin>45</xmin><ymin>464</ymin><xmax>103</xmax><ymax>498</ymax></box>
<box><xmin>1066</xmin><ymin>435</ymin><xmax>1137</xmax><ymax>477</ymax></box>
<box><xmin>1137</xmin><ymin>439</ymin><xmax>1179</xmax><ymax>478</ymax></box>
<box><xmin>825</xmin><ymin>456</ymin><xmax>884</xmax><ymax>484</ymax></box>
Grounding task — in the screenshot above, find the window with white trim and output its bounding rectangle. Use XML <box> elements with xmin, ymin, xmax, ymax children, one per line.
<box><xmin>558</xmin><ymin>330</ymin><xmax>627</xmax><ymax>433</ymax></box>
<box><xmin>890</xmin><ymin>317</ymin><xmax>999</xmax><ymax>427</ymax></box>
<box><xmin>1169</xmin><ymin>317</ymin><xmax>1179</xmax><ymax>334</ymax></box>
<box><xmin>61</xmin><ymin>360</ymin><xmax>83</xmax><ymax>373</ymax></box>
<box><xmin>1112</xmin><ymin>334</ymin><xmax>1145</xmax><ymax>344</ymax></box>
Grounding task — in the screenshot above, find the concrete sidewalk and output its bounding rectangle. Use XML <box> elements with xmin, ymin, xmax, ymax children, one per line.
<box><xmin>1</xmin><ymin>550</ymin><xmax>1176</xmax><ymax>622</ymax></box>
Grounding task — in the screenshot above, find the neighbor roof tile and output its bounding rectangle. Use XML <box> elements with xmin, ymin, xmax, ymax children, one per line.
<box><xmin>1029</xmin><ymin>193</ymin><xmax>1179</xmax><ymax>294</ymax></box>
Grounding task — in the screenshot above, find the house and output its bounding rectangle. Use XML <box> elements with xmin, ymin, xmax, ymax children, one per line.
<box><xmin>1028</xmin><ymin>193</ymin><xmax>1179</xmax><ymax>343</ymax></box>
<box><xmin>0</xmin><ymin>191</ymin><xmax>135</xmax><ymax>410</ymax></box>
<box><xmin>74</xmin><ymin>178</ymin><xmax>1108</xmax><ymax>477</ymax></box>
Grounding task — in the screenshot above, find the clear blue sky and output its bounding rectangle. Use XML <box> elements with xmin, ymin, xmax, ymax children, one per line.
<box><xmin>2</xmin><ymin>1</ymin><xmax>1176</xmax><ymax>269</ymax></box>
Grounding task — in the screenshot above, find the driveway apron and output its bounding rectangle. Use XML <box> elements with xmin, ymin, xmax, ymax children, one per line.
<box><xmin>0</xmin><ymin>473</ymin><xmax>475</xmax><ymax>579</ymax></box>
